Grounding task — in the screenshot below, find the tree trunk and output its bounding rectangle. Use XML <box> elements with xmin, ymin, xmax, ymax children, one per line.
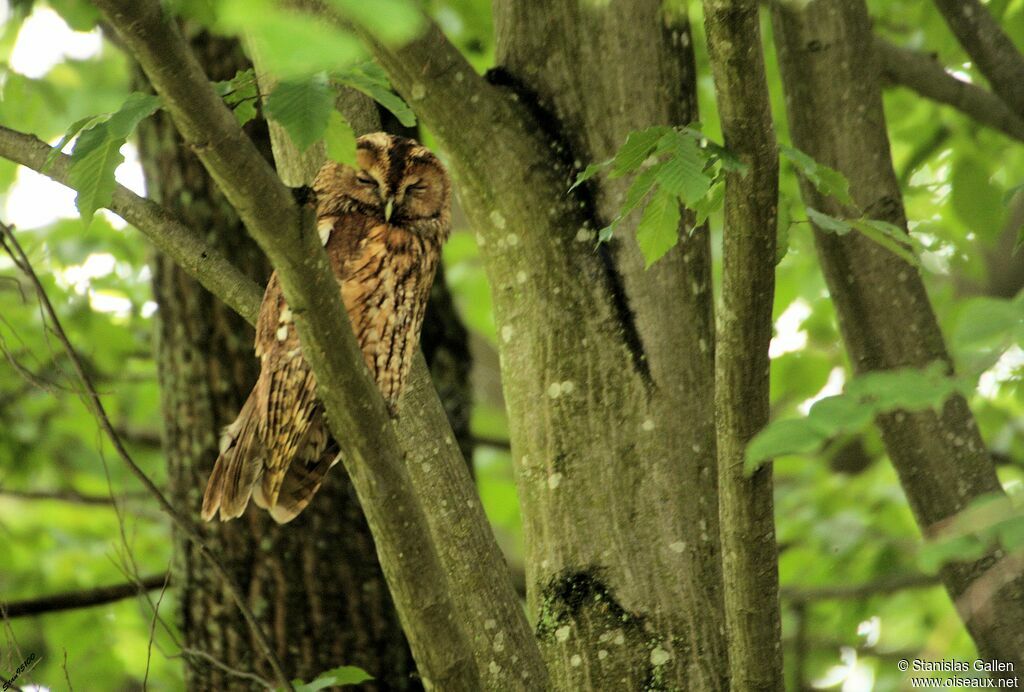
<box><xmin>702</xmin><ymin>1</ymin><xmax>784</xmax><ymax>688</ymax></box>
<box><xmin>136</xmin><ymin>33</ymin><xmax>417</xmax><ymax>690</ymax></box>
<box><xmin>371</xmin><ymin>2</ymin><xmax>728</xmax><ymax>686</ymax></box>
<box><xmin>771</xmin><ymin>0</ymin><xmax>1024</xmax><ymax>674</ymax></box>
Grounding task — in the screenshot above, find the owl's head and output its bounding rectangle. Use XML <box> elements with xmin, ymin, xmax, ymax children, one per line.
<box><xmin>314</xmin><ymin>133</ymin><xmax>450</xmax><ymax>229</ymax></box>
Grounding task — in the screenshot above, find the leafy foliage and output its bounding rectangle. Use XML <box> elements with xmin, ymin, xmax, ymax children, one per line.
<box><xmin>213</xmin><ymin>68</ymin><xmax>259</xmax><ymax>126</ymax></box>
<box><xmin>571</xmin><ymin>125</ymin><xmax>743</xmax><ymax>266</ymax></box>
<box><xmin>745</xmin><ymin>361</ymin><xmax>972</xmax><ymax>471</ymax></box>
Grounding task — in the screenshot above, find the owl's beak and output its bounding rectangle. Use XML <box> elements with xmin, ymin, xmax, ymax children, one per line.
<box><xmin>384</xmin><ymin>196</ymin><xmax>395</xmax><ymax>222</ymax></box>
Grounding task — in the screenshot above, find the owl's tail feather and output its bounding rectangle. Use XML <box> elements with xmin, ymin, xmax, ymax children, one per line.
<box><xmin>201</xmin><ymin>396</ymin><xmax>264</xmax><ymax>522</ymax></box>
<box><xmin>254</xmin><ymin>439</ymin><xmax>341</xmax><ymax>524</ymax></box>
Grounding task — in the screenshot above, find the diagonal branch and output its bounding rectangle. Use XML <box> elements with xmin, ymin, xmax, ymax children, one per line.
<box><xmin>931</xmin><ymin>0</ymin><xmax>1024</xmax><ymax>116</ymax></box>
<box><xmin>90</xmin><ymin>0</ymin><xmax>520</xmax><ymax>686</ymax></box>
<box><xmin>0</xmin><ymin>221</ymin><xmax>293</xmax><ymax>690</ymax></box>
<box><xmin>2</xmin><ymin>574</ymin><xmax>168</xmax><ymax>619</ymax></box>
<box><xmin>875</xmin><ymin>37</ymin><xmax>1024</xmax><ymax>143</ymax></box>
<box><xmin>0</xmin><ymin>126</ymin><xmax>261</xmax><ymax>324</ymax></box>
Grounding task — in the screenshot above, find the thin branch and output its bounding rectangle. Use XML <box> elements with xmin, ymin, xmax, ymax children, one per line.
<box><xmin>142</xmin><ymin>573</ymin><xmax>171</xmax><ymax>691</ymax></box>
<box><xmin>0</xmin><ymin>126</ymin><xmax>262</xmax><ymax>324</ymax></box>
<box><xmin>931</xmin><ymin>0</ymin><xmax>1024</xmax><ymax>116</ymax></box>
<box><xmin>703</xmin><ymin>1</ymin><xmax>783</xmax><ymax>689</ymax></box>
<box><xmin>0</xmin><ymin>488</ymin><xmax>149</xmax><ymax>506</ymax></box>
<box><xmin>0</xmin><ymin>222</ymin><xmax>293</xmax><ymax>691</ymax></box>
<box><xmin>875</xmin><ymin>37</ymin><xmax>1024</xmax><ymax>143</ymax></box>
<box><xmin>782</xmin><ymin>572</ymin><xmax>941</xmax><ymax>604</ymax></box>
<box><xmin>174</xmin><ymin>648</ymin><xmax>275</xmax><ymax>690</ymax></box>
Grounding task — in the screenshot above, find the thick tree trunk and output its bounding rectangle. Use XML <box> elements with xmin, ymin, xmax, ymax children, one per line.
<box><xmin>370</xmin><ymin>2</ymin><xmax>727</xmax><ymax>687</ymax></box>
<box><xmin>136</xmin><ymin>33</ymin><xmax>417</xmax><ymax>690</ymax></box>
<box><xmin>771</xmin><ymin>0</ymin><xmax>1024</xmax><ymax>674</ymax></box>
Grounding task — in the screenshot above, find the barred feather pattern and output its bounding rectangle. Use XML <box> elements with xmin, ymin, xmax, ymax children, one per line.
<box><xmin>202</xmin><ymin>133</ymin><xmax>450</xmax><ymax>523</ymax></box>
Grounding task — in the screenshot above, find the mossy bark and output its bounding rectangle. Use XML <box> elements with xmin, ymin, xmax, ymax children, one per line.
<box><xmin>137</xmin><ymin>33</ymin><xmax>417</xmax><ymax>690</ymax></box>
<box><xmin>703</xmin><ymin>1</ymin><xmax>784</xmax><ymax>689</ymax></box>
<box><xmin>372</xmin><ymin>2</ymin><xmax>728</xmax><ymax>686</ymax></box>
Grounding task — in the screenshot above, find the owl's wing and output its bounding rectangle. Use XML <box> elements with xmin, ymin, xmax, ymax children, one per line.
<box><xmin>201</xmin><ymin>394</ymin><xmax>265</xmax><ymax>521</ymax></box>
<box><xmin>254</xmin><ymin>422</ymin><xmax>340</xmax><ymax>524</ymax></box>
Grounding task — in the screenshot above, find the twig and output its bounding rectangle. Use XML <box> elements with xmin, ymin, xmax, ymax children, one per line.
<box><xmin>1</xmin><ymin>574</ymin><xmax>169</xmax><ymax>619</ymax></box>
<box><xmin>62</xmin><ymin>648</ymin><xmax>73</xmax><ymax>692</ymax></box>
<box><xmin>142</xmin><ymin>573</ymin><xmax>171</xmax><ymax>691</ymax></box>
<box><xmin>0</xmin><ymin>221</ymin><xmax>294</xmax><ymax>691</ymax></box>
<box><xmin>0</xmin><ymin>488</ymin><xmax>150</xmax><ymax>506</ymax></box>
<box><xmin>174</xmin><ymin>648</ymin><xmax>276</xmax><ymax>690</ymax></box>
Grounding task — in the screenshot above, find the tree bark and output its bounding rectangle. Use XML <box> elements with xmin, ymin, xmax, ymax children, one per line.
<box><xmin>930</xmin><ymin>0</ymin><xmax>1024</xmax><ymax>116</ymax></box>
<box><xmin>366</xmin><ymin>2</ymin><xmax>727</xmax><ymax>686</ymax></box>
<box><xmin>702</xmin><ymin>2</ymin><xmax>784</xmax><ymax>689</ymax></box>
<box><xmin>771</xmin><ymin>0</ymin><xmax>1024</xmax><ymax>674</ymax></box>
<box><xmin>136</xmin><ymin>32</ymin><xmax>416</xmax><ymax>690</ymax></box>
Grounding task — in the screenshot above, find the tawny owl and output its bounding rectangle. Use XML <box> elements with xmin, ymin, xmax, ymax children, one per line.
<box><xmin>201</xmin><ymin>133</ymin><xmax>451</xmax><ymax>524</ymax></box>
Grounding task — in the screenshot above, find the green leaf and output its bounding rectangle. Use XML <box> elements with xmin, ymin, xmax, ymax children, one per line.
<box><xmin>218</xmin><ymin>0</ymin><xmax>364</xmax><ymax>78</ymax></box>
<box><xmin>806</xmin><ymin>395</ymin><xmax>874</xmax><ymax>435</ymax></box>
<box><xmin>691</xmin><ymin>179</ymin><xmax>724</xmax><ymax>227</ymax></box>
<box><xmin>324</xmin><ymin>110</ymin><xmax>358</xmax><ymax>166</ymax></box>
<box><xmin>289</xmin><ymin>665</ymin><xmax>374</xmax><ymax>691</ymax></box>
<box><xmin>264</xmin><ymin>75</ymin><xmax>334</xmax><ymax>152</ymax></box>
<box><xmin>68</xmin><ymin>122</ymin><xmax>124</xmax><ymax>226</ymax></box>
<box><xmin>806</xmin><ymin>207</ymin><xmax>853</xmax><ymax>235</ymax></box>
<box><xmin>850</xmin><ymin>219</ymin><xmax>920</xmax><ymax>268</ymax></box>
<box><xmin>322</xmin><ymin>0</ymin><xmax>425</xmax><ymax>45</ymax></box>
<box><xmin>569</xmin><ymin>159</ymin><xmax>612</xmax><ymax>192</ymax></box>
<box><xmin>952</xmin><ymin>297</ymin><xmax>1024</xmax><ymax>352</ymax></box>
<box><xmin>780</xmin><ymin>144</ymin><xmax>852</xmax><ymax>205</ymax></box>
<box><xmin>44</xmin><ymin>114</ymin><xmax>105</xmax><ymax>172</ymax></box>
<box><xmin>104</xmin><ymin>92</ymin><xmax>161</xmax><ymax>139</ymax></box>
<box><xmin>610</xmin><ymin>126</ymin><xmax>672</xmax><ymax>177</ymax></box>
<box><xmin>745</xmin><ymin>419</ymin><xmax>828</xmax><ymax>473</ymax></box>
<box><xmin>635</xmin><ymin>186</ymin><xmax>681</xmax><ymax>268</ymax></box>
<box><xmin>656</xmin><ymin>135</ymin><xmax>712</xmax><ymax>206</ymax></box>
<box><xmin>918</xmin><ymin>534</ymin><xmax>988</xmax><ymax>573</ymax></box>
<box><xmin>336</xmin><ymin>63</ymin><xmax>416</xmax><ymax>127</ymax></box>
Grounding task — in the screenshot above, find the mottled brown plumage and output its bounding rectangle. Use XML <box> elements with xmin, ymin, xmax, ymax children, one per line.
<box><xmin>202</xmin><ymin>133</ymin><xmax>451</xmax><ymax>523</ymax></box>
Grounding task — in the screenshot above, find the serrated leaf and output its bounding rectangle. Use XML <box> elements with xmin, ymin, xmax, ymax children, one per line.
<box><xmin>692</xmin><ymin>179</ymin><xmax>724</xmax><ymax>227</ymax></box>
<box><xmin>215</xmin><ymin>70</ymin><xmax>260</xmax><ymax>126</ymax></box>
<box><xmin>611</xmin><ymin>126</ymin><xmax>672</xmax><ymax>177</ymax></box>
<box><xmin>806</xmin><ymin>207</ymin><xmax>853</xmax><ymax>235</ymax></box>
<box><xmin>44</xmin><ymin>114</ymin><xmax>105</xmax><ymax>172</ymax></box>
<box><xmin>780</xmin><ymin>144</ymin><xmax>852</xmax><ymax>205</ymax></box>
<box><xmin>68</xmin><ymin>122</ymin><xmax>123</xmax><ymax>225</ymax></box>
<box><xmin>232</xmin><ymin>99</ymin><xmax>258</xmax><ymax>126</ymax></box>
<box><xmin>219</xmin><ymin>0</ymin><xmax>364</xmax><ymax>78</ymax></box>
<box><xmin>850</xmin><ymin>219</ymin><xmax>920</xmax><ymax>268</ymax></box>
<box><xmin>324</xmin><ymin>110</ymin><xmax>358</xmax><ymax>166</ymax></box>
<box><xmin>569</xmin><ymin>159</ymin><xmax>611</xmax><ymax>192</ymax></box>
<box><xmin>104</xmin><ymin>92</ymin><xmax>161</xmax><ymax>139</ymax></box>
<box><xmin>656</xmin><ymin>135</ymin><xmax>712</xmax><ymax>206</ymax></box>
<box><xmin>264</xmin><ymin>75</ymin><xmax>334</xmax><ymax>151</ymax></box>
<box><xmin>336</xmin><ymin>63</ymin><xmax>416</xmax><ymax>127</ymax></box>
<box><xmin>635</xmin><ymin>186</ymin><xmax>681</xmax><ymax>268</ymax></box>
<box><xmin>323</xmin><ymin>0</ymin><xmax>425</xmax><ymax>45</ymax></box>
